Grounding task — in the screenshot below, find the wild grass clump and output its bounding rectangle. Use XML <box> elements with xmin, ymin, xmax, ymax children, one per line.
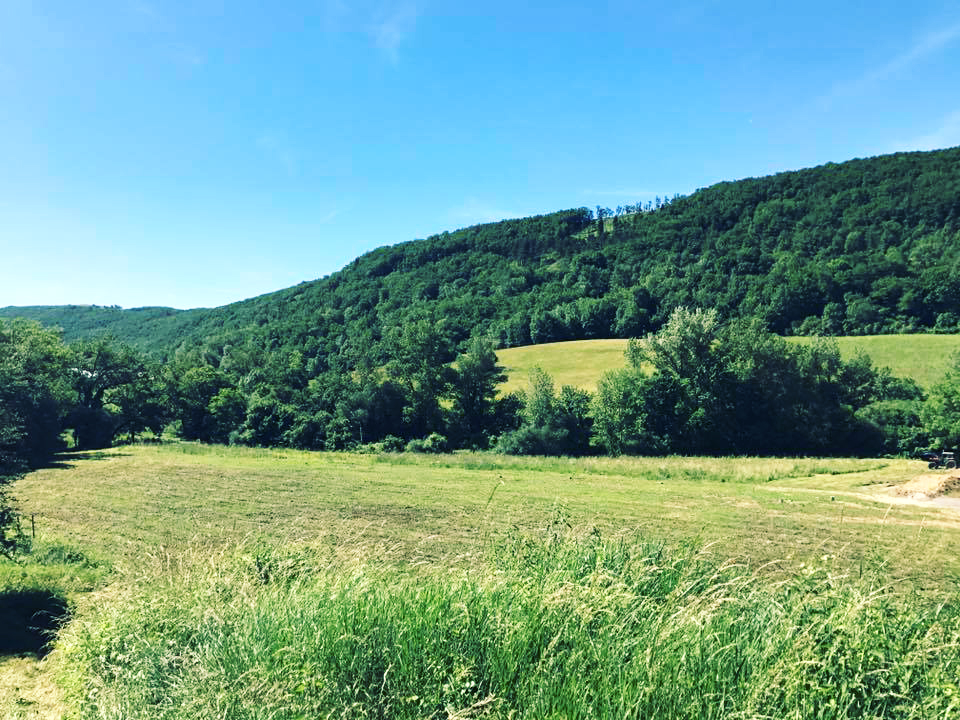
<box><xmin>57</xmin><ymin>530</ymin><xmax>960</xmax><ymax>719</ymax></box>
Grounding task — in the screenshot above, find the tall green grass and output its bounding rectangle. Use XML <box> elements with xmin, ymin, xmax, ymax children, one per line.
<box><xmin>57</xmin><ymin>528</ymin><xmax>960</xmax><ymax>719</ymax></box>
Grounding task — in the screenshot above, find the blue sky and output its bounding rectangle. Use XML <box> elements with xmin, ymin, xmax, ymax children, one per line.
<box><xmin>1</xmin><ymin>0</ymin><xmax>959</xmax><ymax>309</ymax></box>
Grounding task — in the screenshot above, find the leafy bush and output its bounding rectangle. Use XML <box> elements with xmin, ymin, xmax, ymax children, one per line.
<box><xmin>405</xmin><ymin>432</ymin><xmax>449</xmax><ymax>454</ymax></box>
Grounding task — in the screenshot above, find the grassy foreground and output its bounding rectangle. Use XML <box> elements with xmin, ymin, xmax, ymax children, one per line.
<box><xmin>4</xmin><ymin>444</ymin><xmax>960</xmax><ymax>718</ymax></box>
<box><xmin>497</xmin><ymin>334</ymin><xmax>960</xmax><ymax>394</ymax></box>
<box><xmin>57</xmin><ymin>533</ymin><xmax>960</xmax><ymax>719</ymax></box>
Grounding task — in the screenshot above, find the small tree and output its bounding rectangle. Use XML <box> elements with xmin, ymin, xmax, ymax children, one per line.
<box><xmin>922</xmin><ymin>351</ymin><xmax>960</xmax><ymax>448</ymax></box>
<box><xmin>450</xmin><ymin>337</ymin><xmax>506</xmax><ymax>449</ymax></box>
<box><xmin>496</xmin><ymin>368</ymin><xmax>593</xmax><ymax>456</ymax></box>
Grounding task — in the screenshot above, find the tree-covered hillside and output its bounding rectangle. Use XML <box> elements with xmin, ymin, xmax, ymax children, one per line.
<box><xmin>4</xmin><ymin>147</ymin><xmax>959</xmax><ymax>367</ymax></box>
<box><xmin>5</xmin><ymin>147</ymin><xmax>960</xmax><ymax>457</ymax></box>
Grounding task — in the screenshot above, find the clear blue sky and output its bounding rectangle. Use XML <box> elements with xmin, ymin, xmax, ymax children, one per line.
<box><xmin>2</xmin><ymin>0</ymin><xmax>959</xmax><ymax>309</ymax></box>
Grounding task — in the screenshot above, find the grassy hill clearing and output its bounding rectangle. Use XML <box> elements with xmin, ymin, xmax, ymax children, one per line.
<box><xmin>497</xmin><ymin>334</ymin><xmax>960</xmax><ymax>394</ymax></box>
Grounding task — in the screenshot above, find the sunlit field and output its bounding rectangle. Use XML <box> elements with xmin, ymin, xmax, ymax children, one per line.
<box><xmin>497</xmin><ymin>334</ymin><xmax>960</xmax><ymax>394</ymax></box>
<box><xmin>4</xmin><ymin>444</ymin><xmax>960</xmax><ymax>718</ymax></box>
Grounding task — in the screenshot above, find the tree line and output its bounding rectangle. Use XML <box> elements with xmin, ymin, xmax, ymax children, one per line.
<box><xmin>4</xmin><ymin>307</ymin><xmax>957</xmax><ymax>481</ymax></box>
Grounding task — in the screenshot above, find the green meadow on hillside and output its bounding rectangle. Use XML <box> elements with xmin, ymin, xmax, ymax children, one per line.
<box><xmin>4</xmin><ymin>444</ymin><xmax>960</xmax><ymax>718</ymax></box>
<box><xmin>497</xmin><ymin>334</ymin><xmax>960</xmax><ymax>394</ymax></box>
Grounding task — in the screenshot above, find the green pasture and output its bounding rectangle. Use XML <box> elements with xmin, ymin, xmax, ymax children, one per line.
<box><xmin>497</xmin><ymin>334</ymin><xmax>960</xmax><ymax>394</ymax></box>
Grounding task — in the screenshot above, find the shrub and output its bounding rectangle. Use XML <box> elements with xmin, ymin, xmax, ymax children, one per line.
<box><xmin>405</xmin><ymin>432</ymin><xmax>449</xmax><ymax>454</ymax></box>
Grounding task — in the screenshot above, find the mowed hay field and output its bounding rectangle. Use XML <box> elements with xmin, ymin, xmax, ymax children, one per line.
<box><xmin>5</xmin><ymin>445</ymin><xmax>960</xmax><ymax>719</ymax></box>
<box><xmin>497</xmin><ymin>334</ymin><xmax>960</xmax><ymax>394</ymax></box>
<box><xmin>12</xmin><ymin>445</ymin><xmax>960</xmax><ymax>580</ymax></box>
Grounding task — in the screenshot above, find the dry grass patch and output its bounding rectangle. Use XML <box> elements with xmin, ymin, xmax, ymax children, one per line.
<box><xmin>0</xmin><ymin>656</ymin><xmax>67</xmax><ymax>720</ymax></box>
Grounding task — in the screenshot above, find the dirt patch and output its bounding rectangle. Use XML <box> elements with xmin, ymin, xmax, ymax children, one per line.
<box><xmin>895</xmin><ymin>473</ymin><xmax>960</xmax><ymax>499</ymax></box>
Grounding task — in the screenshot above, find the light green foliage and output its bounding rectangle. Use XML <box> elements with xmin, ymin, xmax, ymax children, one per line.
<box><xmin>495</xmin><ymin>368</ymin><xmax>593</xmax><ymax>455</ymax></box>
<box><xmin>922</xmin><ymin>351</ymin><xmax>960</xmax><ymax>448</ymax></box>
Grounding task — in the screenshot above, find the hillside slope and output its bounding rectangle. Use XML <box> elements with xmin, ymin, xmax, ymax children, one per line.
<box><xmin>3</xmin><ymin>146</ymin><xmax>960</xmax><ymax>366</ymax></box>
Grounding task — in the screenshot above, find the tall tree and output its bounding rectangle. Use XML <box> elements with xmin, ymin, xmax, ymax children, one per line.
<box><xmin>450</xmin><ymin>337</ymin><xmax>506</xmax><ymax>448</ymax></box>
<box><xmin>0</xmin><ymin>320</ymin><xmax>73</xmax><ymax>556</ymax></box>
<box><xmin>67</xmin><ymin>337</ymin><xmax>147</xmax><ymax>449</ymax></box>
<box><xmin>384</xmin><ymin>316</ymin><xmax>457</xmax><ymax>439</ymax></box>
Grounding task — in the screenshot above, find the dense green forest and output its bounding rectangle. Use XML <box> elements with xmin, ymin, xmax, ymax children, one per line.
<box><xmin>2</xmin><ymin>147</ymin><xmax>960</xmax><ymax>474</ymax></box>
<box><xmin>5</xmin><ymin>146</ymin><xmax>960</xmax><ymax>362</ymax></box>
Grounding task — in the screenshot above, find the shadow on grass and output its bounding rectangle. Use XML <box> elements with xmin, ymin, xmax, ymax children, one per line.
<box><xmin>0</xmin><ymin>589</ymin><xmax>70</xmax><ymax>657</ymax></box>
<box><xmin>41</xmin><ymin>450</ymin><xmax>130</xmax><ymax>471</ymax></box>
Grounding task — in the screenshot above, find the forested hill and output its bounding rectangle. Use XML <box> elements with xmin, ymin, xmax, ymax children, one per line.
<box><xmin>4</xmin><ymin>146</ymin><xmax>960</xmax><ymax>367</ymax></box>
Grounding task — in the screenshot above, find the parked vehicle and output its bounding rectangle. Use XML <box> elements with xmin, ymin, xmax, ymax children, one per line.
<box><xmin>928</xmin><ymin>451</ymin><xmax>957</xmax><ymax>470</ymax></box>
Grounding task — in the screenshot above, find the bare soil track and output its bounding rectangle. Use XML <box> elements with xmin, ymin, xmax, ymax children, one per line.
<box><xmin>892</xmin><ymin>472</ymin><xmax>960</xmax><ymax>509</ymax></box>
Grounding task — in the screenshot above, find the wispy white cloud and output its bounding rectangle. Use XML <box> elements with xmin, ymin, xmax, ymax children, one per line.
<box><xmin>865</xmin><ymin>23</ymin><xmax>960</xmax><ymax>83</ymax></box>
<box><xmin>318</xmin><ymin>208</ymin><xmax>340</xmax><ymax>224</ymax></box>
<box><xmin>887</xmin><ymin>109</ymin><xmax>960</xmax><ymax>153</ymax></box>
<box><xmin>169</xmin><ymin>44</ymin><xmax>204</xmax><ymax>67</ymax></box>
<box><xmin>446</xmin><ymin>198</ymin><xmax>521</xmax><ymax>227</ymax></box>
<box><xmin>583</xmin><ymin>188</ymin><xmax>659</xmax><ymax>200</ymax></box>
<box><xmin>316</xmin><ymin>0</ymin><xmax>420</xmax><ymax>60</ymax></box>
<box><xmin>368</xmin><ymin>2</ymin><xmax>419</xmax><ymax>61</ymax></box>
<box><xmin>318</xmin><ymin>0</ymin><xmax>351</xmax><ymax>31</ymax></box>
<box><xmin>820</xmin><ymin>22</ymin><xmax>960</xmax><ymax>107</ymax></box>
<box><xmin>128</xmin><ymin>0</ymin><xmax>160</xmax><ymax>21</ymax></box>
<box><xmin>257</xmin><ymin>132</ymin><xmax>298</xmax><ymax>175</ymax></box>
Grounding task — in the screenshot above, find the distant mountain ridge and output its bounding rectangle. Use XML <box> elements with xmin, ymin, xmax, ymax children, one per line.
<box><xmin>3</xmin><ymin>146</ymin><xmax>960</xmax><ymax>364</ymax></box>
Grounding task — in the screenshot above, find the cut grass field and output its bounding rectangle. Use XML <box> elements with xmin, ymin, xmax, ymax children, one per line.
<box><xmin>497</xmin><ymin>334</ymin><xmax>960</xmax><ymax>394</ymax></box>
<box><xmin>10</xmin><ymin>444</ymin><xmax>960</xmax><ymax>583</ymax></box>
<box><xmin>4</xmin><ymin>444</ymin><xmax>960</xmax><ymax>718</ymax></box>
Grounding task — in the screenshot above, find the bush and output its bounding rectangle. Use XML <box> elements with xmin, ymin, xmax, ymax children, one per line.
<box><xmin>380</xmin><ymin>434</ymin><xmax>405</xmax><ymax>452</ymax></box>
<box><xmin>405</xmin><ymin>432</ymin><xmax>449</xmax><ymax>454</ymax></box>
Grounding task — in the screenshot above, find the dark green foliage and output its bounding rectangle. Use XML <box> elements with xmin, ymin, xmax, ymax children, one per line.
<box><xmin>0</xmin><ymin>320</ymin><xmax>73</xmax><ymax>465</ymax></box>
<box><xmin>496</xmin><ymin>368</ymin><xmax>594</xmax><ymax>456</ymax></box>
<box><xmin>4</xmin><ymin>149</ymin><xmax>960</xmax><ymax>456</ymax></box>
<box><xmin>171</xmin><ymin>365</ymin><xmax>232</xmax><ymax>442</ymax></box>
<box><xmin>0</xmin><ymin>320</ymin><xmax>75</xmax><ymax>557</ymax></box>
<box><xmin>384</xmin><ymin>316</ymin><xmax>458</xmax><ymax>440</ymax></box>
<box><xmin>450</xmin><ymin>338</ymin><xmax>507</xmax><ymax>449</ymax></box>
<box><xmin>592</xmin><ymin>308</ymin><xmax>920</xmax><ymax>456</ymax></box>
<box><xmin>921</xmin><ymin>351</ymin><xmax>960</xmax><ymax>448</ymax></box>
<box><xmin>66</xmin><ymin>337</ymin><xmax>162</xmax><ymax>449</ymax></box>
<box><xmin>0</xmin><ymin>588</ymin><xmax>69</xmax><ymax>655</ymax></box>
<box><xmin>4</xmin><ymin>147</ymin><xmax>960</xmax><ymax>369</ymax></box>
